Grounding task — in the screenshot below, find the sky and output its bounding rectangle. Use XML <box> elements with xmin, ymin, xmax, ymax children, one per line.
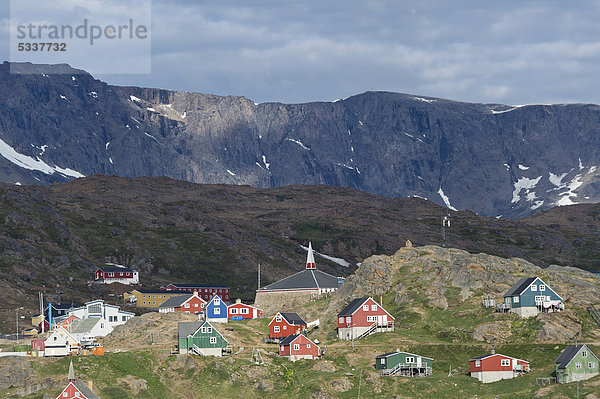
<box><xmin>2</xmin><ymin>0</ymin><xmax>600</xmax><ymax>105</ymax></box>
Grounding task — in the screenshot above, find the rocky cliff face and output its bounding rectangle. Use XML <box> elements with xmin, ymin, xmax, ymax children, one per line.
<box><xmin>2</xmin><ymin>62</ymin><xmax>600</xmax><ymax>218</ymax></box>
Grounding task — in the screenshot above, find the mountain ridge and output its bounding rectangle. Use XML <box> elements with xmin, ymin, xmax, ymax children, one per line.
<box><xmin>2</xmin><ymin>62</ymin><xmax>600</xmax><ymax>218</ymax></box>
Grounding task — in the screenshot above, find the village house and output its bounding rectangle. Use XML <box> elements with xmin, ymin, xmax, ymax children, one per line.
<box><xmin>469</xmin><ymin>353</ymin><xmax>530</xmax><ymax>383</ymax></box>
<box><xmin>502</xmin><ymin>277</ymin><xmax>563</xmax><ymax>318</ymax></box>
<box><xmin>269</xmin><ymin>312</ymin><xmax>307</xmax><ymax>340</ymax></box>
<box><xmin>337</xmin><ymin>297</ymin><xmax>395</xmax><ymax>340</ymax></box>
<box><xmin>69</xmin><ymin>317</ymin><xmax>113</xmax><ymax>345</ymax></box>
<box><xmin>124</xmin><ymin>289</ymin><xmax>188</xmax><ymax>308</ymax></box>
<box><xmin>160</xmin><ymin>283</ymin><xmax>230</xmax><ymax>301</ymax></box>
<box><xmin>375</xmin><ymin>351</ymin><xmax>433</xmax><ymax>377</ymax></box>
<box><xmin>555</xmin><ymin>344</ymin><xmax>600</xmax><ymax>383</ymax></box>
<box><xmin>95</xmin><ymin>264</ymin><xmax>139</xmax><ymax>285</ymax></box>
<box><xmin>178</xmin><ymin>320</ymin><xmax>229</xmax><ymax>357</ymax></box>
<box><xmin>44</xmin><ymin>327</ymin><xmax>80</xmax><ymax>357</ymax></box>
<box><xmin>228</xmin><ymin>299</ymin><xmax>263</xmax><ymax>320</ymax></box>
<box><xmin>158</xmin><ymin>291</ymin><xmax>206</xmax><ymax>314</ymax></box>
<box><xmin>68</xmin><ymin>300</ymin><xmax>134</xmax><ymax>328</ymax></box>
<box><xmin>55</xmin><ymin>361</ymin><xmax>101</xmax><ymax>399</ymax></box>
<box><xmin>279</xmin><ymin>334</ymin><xmax>320</xmax><ymax>361</ymax></box>
<box><xmin>255</xmin><ymin>242</ymin><xmax>343</xmax><ymax>312</ymax></box>
<box><xmin>205</xmin><ymin>294</ymin><xmax>229</xmax><ymax>323</ymax></box>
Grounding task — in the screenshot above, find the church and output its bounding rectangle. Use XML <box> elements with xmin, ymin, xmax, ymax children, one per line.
<box><xmin>254</xmin><ymin>242</ymin><xmax>343</xmax><ymax>314</ymax></box>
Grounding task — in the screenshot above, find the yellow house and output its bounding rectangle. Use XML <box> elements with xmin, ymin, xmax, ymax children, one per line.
<box><xmin>124</xmin><ymin>289</ymin><xmax>188</xmax><ymax>308</ymax></box>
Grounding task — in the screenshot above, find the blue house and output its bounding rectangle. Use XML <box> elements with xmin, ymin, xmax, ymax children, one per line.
<box><xmin>503</xmin><ymin>277</ymin><xmax>563</xmax><ymax>318</ymax></box>
<box><xmin>205</xmin><ymin>294</ymin><xmax>228</xmax><ymax>323</ymax></box>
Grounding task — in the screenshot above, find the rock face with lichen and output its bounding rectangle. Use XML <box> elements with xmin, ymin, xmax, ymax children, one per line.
<box><xmin>327</xmin><ymin>244</ymin><xmax>600</xmax><ymax>343</ymax></box>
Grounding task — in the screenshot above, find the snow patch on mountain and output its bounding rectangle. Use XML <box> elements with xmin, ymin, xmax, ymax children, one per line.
<box><xmin>556</xmin><ymin>174</ymin><xmax>584</xmax><ymax>206</ymax></box>
<box><xmin>300</xmin><ymin>245</ymin><xmax>350</xmax><ymax>267</ymax></box>
<box><xmin>438</xmin><ymin>187</ymin><xmax>458</xmax><ymax>211</ymax></box>
<box><xmin>511</xmin><ymin>176</ymin><xmax>541</xmax><ymax>204</ymax></box>
<box><xmin>286</xmin><ymin>138</ymin><xmax>310</xmax><ymax>150</ymax></box>
<box><xmin>0</xmin><ymin>137</ymin><xmax>84</xmax><ymax>178</ymax></box>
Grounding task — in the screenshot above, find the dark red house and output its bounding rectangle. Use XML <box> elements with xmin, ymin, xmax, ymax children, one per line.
<box><xmin>337</xmin><ymin>297</ymin><xmax>394</xmax><ymax>340</ymax></box>
<box><xmin>279</xmin><ymin>334</ymin><xmax>320</xmax><ymax>361</ymax></box>
<box><xmin>469</xmin><ymin>353</ymin><xmax>530</xmax><ymax>383</ymax></box>
<box><xmin>160</xmin><ymin>283</ymin><xmax>230</xmax><ymax>301</ymax></box>
<box><xmin>157</xmin><ymin>292</ymin><xmax>207</xmax><ymax>314</ymax></box>
<box><xmin>228</xmin><ymin>300</ymin><xmax>263</xmax><ymax>319</ymax></box>
<box><xmin>95</xmin><ymin>265</ymin><xmax>139</xmax><ymax>285</ymax></box>
<box><xmin>269</xmin><ymin>312</ymin><xmax>307</xmax><ymax>339</ymax></box>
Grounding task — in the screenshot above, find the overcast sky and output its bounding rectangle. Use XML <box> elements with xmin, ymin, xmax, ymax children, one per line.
<box><xmin>2</xmin><ymin>1</ymin><xmax>600</xmax><ymax>105</ymax></box>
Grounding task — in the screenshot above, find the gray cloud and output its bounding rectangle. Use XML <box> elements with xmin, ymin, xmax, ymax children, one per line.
<box><xmin>1</xmin><ymin>1</ymin><xmax>600</xmax><ymax>105</ymax></box>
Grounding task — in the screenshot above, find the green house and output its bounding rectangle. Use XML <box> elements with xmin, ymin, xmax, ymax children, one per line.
<box><xmin>555</xmin><ymin>344</ymin><xmax>599</xmax><ymax>383</ymax></box>
<box><xmin>178</xmin><ymin>320</ymin><xmax>228</xmax><ymax>357</ymax></box>
<box><xmin>375</xmin><ymin>351</ymin><xmax>433</xmax><ymax>376</ymax></box>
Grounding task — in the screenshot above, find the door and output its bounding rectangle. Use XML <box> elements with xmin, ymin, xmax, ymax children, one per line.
<box><xmin>377</xmin><ymin>315</ymin><xmax>382</xmax><ymax>325</ymax></box>
<box><xmin>417</xmin><ymin>357</ymin><xmax>422</xmax><ymax>367</ymax></box>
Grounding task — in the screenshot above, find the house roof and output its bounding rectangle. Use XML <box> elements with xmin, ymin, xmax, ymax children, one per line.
<box><xmin>260</xmin><ymin>269</ymin><xmax>339</xmax><ymax>291</ymax></box>
<box><xmin>135</xmin><ymin>289</ymin><xmax>188</xmax><ymax>294</ymax></box>
<box><xmin>73</xmin><ymin>380</ymin><xmax>101</xmax><ymax>399</ymax></box>
<box><xmin>469</xmin><ymin>353</ymin><xmax>528</xmax><ymax>363</ymax></box>
<box><xmin>178</xmin><ymin>321</ymin><xmax>204</xmax><ymax>338</ymax></box>
<box><xmin>70</xmin><ymin>318</ymin><xmax>101</xmax><ymax>334</ymax></box>
<box><xmin>337</xmin><ymin>298</ymin><xmax>368</xmax><ymax>317</ymax></box>
<box><xmin>375</xmin><ymin>351</ymin><xmax>433</xmax><ymax>360</ymax></box>
<box><xmin>99</xmin><ymin>266</ymin><xmax>134</xmax><ymax>273</ymax></box>
<box><xmin>504</xmin><ymin>277</ymin><xmax>536</xmax><ymax>297</ymax></box>
<box><xmin>159</xmin><ymin>294</ymin><xmax>194</xmax><ymax>308</ymax></box>
<box><xmin>555</xmin><ymin>345</ymin><xmax>596</xmax><ymax>369</ymax></box>
<box><xmin>281</xmin><ymin>312</ymin><xmax>306</xmax><ymax>325</ymax></box>
<box><xmin>164</xmin><ymin>283</ymin><xmax>229</xmax><ymax>289</ymax></box>
<box><xmin>280</xmin><ymin>334</ymin><xmax>303</xmax><ymax>346</ymax></box>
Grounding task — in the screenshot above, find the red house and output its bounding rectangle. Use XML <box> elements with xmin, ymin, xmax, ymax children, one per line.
<box><xmin>31</xmin><ymin>339</ymin><xmax>46</xmax><ymax>352</ymax></box>
<box><xmin>158</xmin><ymin>291</ymin><xmax>207</xmax><ymax>314</ymax></box>
<box><xmin>279</xmin><ymin>334</ymin><xmax>320</xmax><ymax>361</ymax></box>
<box><xmin>95</xmin><ymin>265</ymin><xmax>139</xmax><ymax>285</ymax></box>
<box><xmin>469</xmin><ymin>353</ymin><xmax>530</xmax><ymax>383</ymax></box>
<box><xmin>160</xmin><ymin>283</ymin><xmax>230</xmax><ymax>301</ymax></box>
<box><xmin>228</xmin><ymin>300</ymin><xmax>263</xmax><ymax>319</ymax></box>
<box><xmin>56</xmin><ymin>361</ymin><xmax>101</xmax><ymax>399</ymax></box>
<box><xmin>337</xmin><ymin>297</ymin><xmax>394</xmax><ymax>340</ymax></box>
<box><xmin>269</xmin><ymin>312</ymin><xmax>307</xmax><ymax>339</ymax></box>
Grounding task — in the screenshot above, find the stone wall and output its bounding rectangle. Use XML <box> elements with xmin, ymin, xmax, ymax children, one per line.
<box><xmin>254</xmin><ymin>291</ymin><xmax>320</xmax><ymax>316</ymax></box>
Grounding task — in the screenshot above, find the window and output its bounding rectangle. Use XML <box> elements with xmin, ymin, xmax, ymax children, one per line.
<box><xmin>531</xmin><ymin>285</ymin><xmax>537</xmax><ymax>291</ymax></box>
<box><xmin>276</xmin><ymin>315</ymin><xmax>282</xmax><ymax>322</ymax></box>
<box><xmin>210</xmin><ymin>337</ymin><xmax>217</xmax><ymax>344</ymax></box>
<box><xmin>231</xmin><ymin>308</ymin><xmax>238</xmax><ymax>314</ymax></box>
<box><xmin>63</xmin><ymin>392</ymin><xmax>68</xmax><ymax>397</ymax></box>
<box><xmin>371</xmin><ymin>304</ymin><xmax>377</xmax><ymax>311</ymax></box>
<box><xmin>406</xmin><ymin>357</ymin><xmax>415</xmax><ymax>364</ymax></box>
<box><xmin>346</xmin><ymin>316</ymin><xmax>351</xmax><ymax>324</ymax></box>
<box><xmin>307</xmin><ymin>344</ymin><xmax>311</xmax><ymax>348</ymax></box>
<box><xmin>241</xmin><ymin>308</ymin><xmax>248</xmax><ymax>314</ymax></box>
<box><xmin>513</xmin><ymin>296</ymin><xmax>519</xmax><ymax>303</ymax></box>
<box><xmin>540</xmin><ymin>285</ymin><xmax>546</xmax><ymax>291</ymax></box>
<box><xmin>501</xmin><ymin>359</ymin><xmax>510</xmax><ymax>366</ymax></box>
<box><xmin>294</xmin><ymin>344</ymin><xmax>300</xmax><ymax>350</ymax></box>
<box><xmin>535</xmin><ymin>296</ymin><xmax>545</xmax><ymax>303</ymax></box>
<box><xmin>283</xmin><ymin>325</ymin><xmax>287</xmax><ymax>330</ymax></box>
<box><xmin>475</xmin><ymin>360</ymin><xmax>480</xmax><ymax>367</ymax></box>
<box><xmin>75</xmin><ymin>393</ymin><xmax>80</xmax><ymax>398</ymax></box>
<box><xmin>194</xmin><ymin>303</ymin><xmax>198</xmax><ymax>307</ymax></box>
<box><xmin>505</xmin><ymin>297</ymin><xmax>510</xmax><ymax>304</ymax></box>
<box><xmin>363</xmin><ymin>305</ymin><xmax>369</xmax><ymax>311</ymax></box>
<box><xmin>201</xmin><ymin>327</ymin><xmax>206</xmax><ymax>333</ymax></box>
<box><xmin>576</xmin><ymin>362</ymin><xmax>582</xmax><ymax>369</ymax></box>
<box><xmin>215</xmin><ymin>298</ymin><xmax>220</xmax><ymax>305</ymax></box>
<box><xmin>339</xmin><ymin>317</ymin><xmax>344</xmax><ymax>323</ymax></box>
<box><xmin>207</xmin><ymin>327</ymin><xmax>213</xmax><ymax>333</ymax></box>
<box><xmin>582</xmin><ymin>351</ymin><xmax>588</xmax><ymax>357</ymax></box>
<box><xmin>274</xmin><ymin>326</ymin><xmax>280</xmax><ymax>333</ymax></box>
<box><xmin>589</xmin><ymin>362</ymin><xmax>595</xmax><ymax>368</ymax></box>
<box><xmin>367</xmin><ymin>316</ymin><xmax>377</xmax><ymax>322</ymax></box>
<box><xmin>122</xmin><ymin>316</ymin><xmax>126</xmax><ymax>321</ymax></box>
<box><xmin>184</xmin><ymin>303</ymin><xmax>190</xmax><ymax>308</ymax></box>
<box><xmin>214</xmin><ymin>308</ymin><xmax>220</xmax><ymax>315</ymax></box>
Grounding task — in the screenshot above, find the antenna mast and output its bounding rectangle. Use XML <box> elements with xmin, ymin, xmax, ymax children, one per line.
<box><xmin>441</xmin><ymin>214</ymin><xmax>450</xmax><ymax>247</ymax></box>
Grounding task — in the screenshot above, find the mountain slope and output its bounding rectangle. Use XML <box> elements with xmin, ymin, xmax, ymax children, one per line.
<box><xmin>2</xmin><ymin>63</ymin><xmax>600</xmax><ymax>218</ymax></box>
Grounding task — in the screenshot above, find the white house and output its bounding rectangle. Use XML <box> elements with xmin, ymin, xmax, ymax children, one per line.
<box><xmin>44</xmin><ymin>327</ymin><xmax>79</xmax><ymax>357</ymax></box>
<box><xmin>68</xmin><ymin>300</ymin><xmax>134</xmax><ymax>328</ymax></box>
<box><xmin>69</xmin><ymin>317</ymin><xmax>113</xmax><ymax>344</ymax></box>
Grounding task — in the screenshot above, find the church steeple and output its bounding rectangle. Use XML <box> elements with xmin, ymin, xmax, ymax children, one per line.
<box><xmin>68</xmin><ymin>360</ymin><xmax>75</xmax><ymax>382</ymax></box>
<box><xmin>306</xmin><ymin>242</ymin><xmax>316</xmax><ymax>269</ymax></box>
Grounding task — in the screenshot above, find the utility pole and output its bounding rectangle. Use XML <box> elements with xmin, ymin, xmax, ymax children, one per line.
<box><xmin>39</xmin><ymin>292</ymin><xmax>44</xmax><ymax>333</ymax></box>
<box><xmin>258</xmin><ymin>263</ymin><xmax>261</xmax><ymax>290</ymax></box>
<box><xmin>441</xmin><ymin>214</ymin><xmax>450</xmax><ymax>247</ymax></box>
<box><xmin>15</xmin><ymin>307</ymin><xmax>24</xmax><ymax>343</ymax></box>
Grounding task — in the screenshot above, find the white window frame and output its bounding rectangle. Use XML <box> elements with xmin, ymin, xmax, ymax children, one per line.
<box><xmin>339</xmin><ymin>317</ymin><xmax>344</xmax><ymax>323</ymax></box>
<box><xmin>589</xmin><ymin>362</ymin><xmax>595</xmax><ymax>368</ymax></box>
<box><xmin>210</xmin><ymin>337</ymin><xmax>217</xmax><ymax>344</ymax></box>
<box><xmin>406</xmin><ymin>357</ymin><xmax>415</xmax><ymax>364</ymax></box>
<box><xmin>513</xmin><ymin>296</ymin><xmax>519</xmax><ymax>303</ymax></box>
<box><xmin>539</xmin><ymin>285</ymin><xmax>546</xmax><ymax>291</ymax></box>
<box><xmin>274</xmin><ymin>326</ymin><xmax>280</xmax><ymax>333</ymax></box>
<box><xmin>371</xmin><ymin>304</ymin><xmax>377</xmax><ymax>311</ymax></box>
<box><xmin>475</xmin><ymin>360</ymin><xmax>480</xmax><ymax>367</ymax></box>
<box><xmin>293</xmin><ymin>344</ymin><xmax>299</xmax><ymax>351</ymax></box>
<box><xmin>201</xmin><ymin>327</ymin><xmax>206</xmax><ymax>333</ymax></box>
<box><xmin>230</xmin><ymin>308</ymin><xmax>238</xmax><ymax>314</ymax></box>
<box><xmin>214</xmin><ymin>298</ymin><xmax>220</xmax><ymax>306</ymax></box>
<box><xmin>184</xmin><ymin>303</ymin><xmax>190</xmax><ymax>308</ymax></box>
<box><xmin>276</xmin><ymin>315</ymin><xmax>282</xmax><ymax>322</ymax></box>
<box><xmin>531</xmin><ymin>285</ymin><xmax>537</xmax><ymax>291</ymax></box>
<box><xmin>307</xmin><ymin>344</ymin><xmax>311</xmax><ymax>348</ymax></box>
<box><xmin>582</xmin><ymin>351</ymin><xmax>588</xmax><ymax>357</ymax></box>
<box><xmin>367</xmin><ymin>316</ymin><xmax>376</xmax><ymax>322</ymax></box>
<box><xmin>346</xmin><ymin>316</ymin><xmax>351</xmax><ymax>324</ymax></box>
<box><xmin>501</xmin><ymin>359</ymin><xmax>510</xmax><ymax>366</ymax></box>
<box><xmin>214</xmin><ymin>307</ymin><xmax>220</xmax><ymax>315</ymax></box>
<box><xmin>207</xmin><ymin>327</ymin><xmax>212</xmax><ymax>333</ymax></box>
<box><xmin>241</xmin><ymin>308</ymin><xmax>248</xmax><ymax>314</ymax></box>
<box><xmin>576</xmin><ymin>362</ymin><xmax>582</xmax><ymax>369</ymax></box>
<box><xmin>362</xmin><ymin>304</ymin><xmax>369</xmax><ymax>311</ymax></box>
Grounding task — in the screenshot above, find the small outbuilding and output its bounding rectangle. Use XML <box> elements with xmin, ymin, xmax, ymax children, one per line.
<box><xmin>375</xmin><ymin>351</ymin><xmax>433</xmax><ymax>377</ymax></box>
